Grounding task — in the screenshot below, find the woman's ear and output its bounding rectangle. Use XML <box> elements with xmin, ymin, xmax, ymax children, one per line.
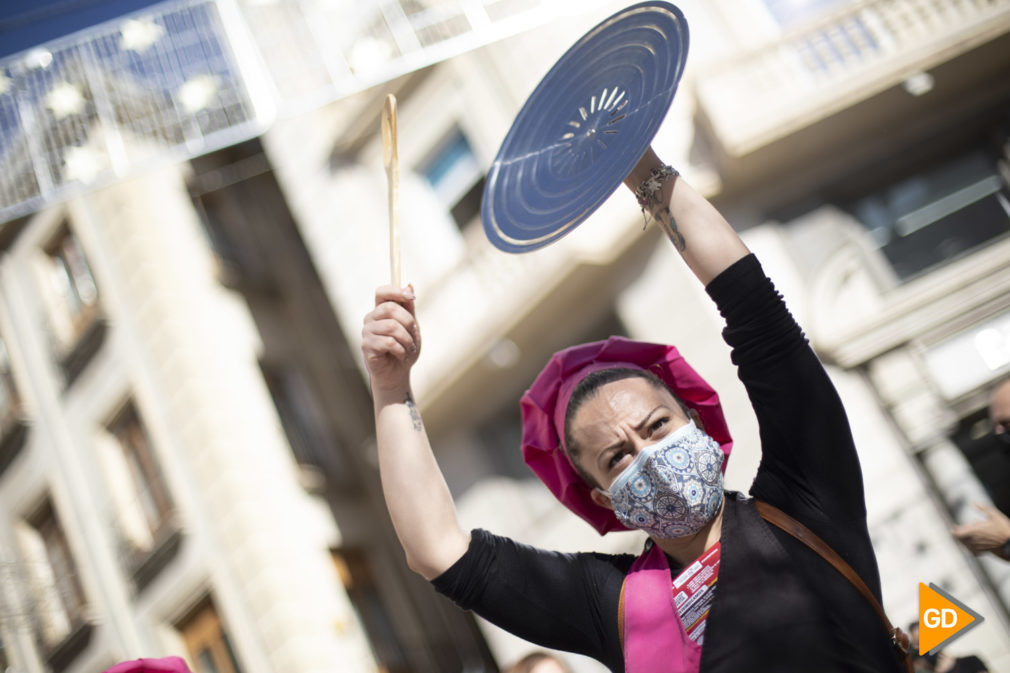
<box><xmin>590</xmin><ymin>488</ymin><xmax>614</xmax><ymax>511</ymax></box>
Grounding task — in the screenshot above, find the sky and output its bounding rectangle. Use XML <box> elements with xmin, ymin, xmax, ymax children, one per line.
<box><xmin>0</xmin><ymin>0</ymin><xmax>165</xmax><ymax>59</ymax></box>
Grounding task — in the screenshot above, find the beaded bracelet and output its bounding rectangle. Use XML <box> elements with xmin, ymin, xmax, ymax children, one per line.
<box><xmin>634</xmin><ymin>164</ymin><xmax>679</xmax><ymax>211</ymax></box>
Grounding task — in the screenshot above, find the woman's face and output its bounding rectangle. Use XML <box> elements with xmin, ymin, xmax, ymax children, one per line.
<box><xmin>567</xmin><ymin>377</ymin><xmax>693</xmax><ymax>490</ymax></box>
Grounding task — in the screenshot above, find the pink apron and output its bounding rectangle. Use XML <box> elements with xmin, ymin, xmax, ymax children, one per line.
<box><xmin>622</xmin><ymin>543</ymin><xmax>716</xmax><ymax>673</ymax></box>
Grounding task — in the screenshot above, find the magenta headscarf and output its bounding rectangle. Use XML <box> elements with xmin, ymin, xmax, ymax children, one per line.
<box><xmin>104</xmin><ymin>658</ymin><xmax>193</xmax><ymax>673</ymax></box>
<box><xmin>520</xmin><ymin>336</ymin><xmax>733</xmax><ymax>535</ymax></box>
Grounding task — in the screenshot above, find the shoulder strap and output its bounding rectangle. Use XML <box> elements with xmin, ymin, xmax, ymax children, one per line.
<box><xmin>618</xmin><ymin>576</ymin><xmax>627</xmax><ymax>650</ymax></box>
<box><xmin>755</xmin><ymin>500</ymin><xmax>913</xmax><ymax>673</ymax></box>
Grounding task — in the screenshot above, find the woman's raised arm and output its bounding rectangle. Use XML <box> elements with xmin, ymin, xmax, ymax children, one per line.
<box><xmin>623</xmin><ymin>148</ymin><xmax>750</xmax><ymax>285</ymax></box>
<box><xmin>363</xmin><ymin>285</ymin><xmax>470</xmax><ymax>580</ymax></box>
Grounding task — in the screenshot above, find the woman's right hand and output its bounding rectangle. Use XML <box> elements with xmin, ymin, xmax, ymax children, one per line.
<box><xmin>362</xmin><ymin>285</ymin><xmax>421</xmax><ymax>393</ymax></box>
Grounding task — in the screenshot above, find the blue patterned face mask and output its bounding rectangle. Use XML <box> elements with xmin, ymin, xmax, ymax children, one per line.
<box><xmin>602</xmin><ymin>420</ymin><xmax>725</xmax><ymax>539</ymax></box>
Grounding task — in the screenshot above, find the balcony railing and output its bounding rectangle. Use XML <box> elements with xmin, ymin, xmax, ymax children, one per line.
<box><xmin>240</xmin><ymin>0</ymin><xmax>609</xmax><ymax>112</ymax></box>
<box><xmin>411</xmin><ymin>199</ymin><xmax>646</xmax><ymax>401</ymax></box>
<box><xmin>695</xmin><ymin>0</ymin><xmax>1010</xmax><ymax>157</ymax></box>
<box><xmin>0</xmin><ymin>0</ymin><xmax>609</xmax><ymax>225</ymax></box>
<box><xmin>0</xmin><ymin>0</ymin><xmax>260</xmax><ymax>225</ymax></box>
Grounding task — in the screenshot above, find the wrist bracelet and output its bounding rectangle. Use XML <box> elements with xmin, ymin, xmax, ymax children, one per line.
<box><xmin>634</xmin><ymin>164</ymin><xmax>679</xmax><ymax>210</ymax></box>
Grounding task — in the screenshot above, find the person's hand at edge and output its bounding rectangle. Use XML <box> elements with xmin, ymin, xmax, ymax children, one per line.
<box><xmin>952</xmin><ymin>503</ymin><xmax>1010</xmax><ymax>561</ymax></box>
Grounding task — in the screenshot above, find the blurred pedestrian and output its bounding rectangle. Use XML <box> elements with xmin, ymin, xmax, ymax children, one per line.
<box><xmin>951</xmin><ymin>378</ymin><xmax>1010</xmax><ymax>561</ymax></box>
<box><xmin>104</xmin><ymin>658</ymin><xmax>193</xmax><ymax>673</ymax></box>
<box><xmin>504</xmin><ymin>651</ymin><xmax>572</xmax><ymax>673</ymax></box>
<box><xmin>907</xmin><ymin>622</ymin><xmax>989</xmax><ymax>673</ymax></box>
<box><xmin>989</xmin><ymin>378</ymin><xmax>1010</xmax><ymax>443</ymax></box>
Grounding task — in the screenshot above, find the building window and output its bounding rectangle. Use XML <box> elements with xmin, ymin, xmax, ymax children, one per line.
<box><xmin>44</xmin><ymin>224</ymin><xmax>99</xmax><ymax>346</ymax></box>
<box><xmin>762</xmin><ymin>0</ymin><xmax>853</xmax><ymax>26</ymax></box>
<box><xmin>100</xmin><ymin>401</ymin><xmax>178</xmax><ymax>583</ymax></box>
<box><xmin>187</xmin><ymin>140</ymin><xmax>280</xmax><ymax>291</ymax></box>
<box><xmin>756</xmin><ymin>0</ymin><xmax>880</xmax><ymax>83</ymax></box>
<box><xmin>177</xmin><ymin>597</ymin><xmax>244</xmax><ymax>673</ymax></box>
<box><xmin>331</xmin><ymin>549</ymin><xmax>409</xmax><ymax>673</ymax></box>
<box><xmin>190</xmin><ymin>189</ymin><xmax>242</xmax><ymax>277</ymax></box>
<box><xmin>261</xmin><ymin>363</ymin><xmax>342</xmax><ymax>479</ymax></box>
<box><xmin>0</xmin><ymin>335</ymin><xmax>28</xmax><ymax>475</ymax></box>
<box><xmin>850</xmin><ymin>148</ymin><xmax>1010</xmax><ymax>281</ymax></box>
<box><xmin>17</xmin><ymin>500</ymin><xmax>89</xmax><ymax>652</ymax></box>
<box><xmin>420</xmin><ymin>128</ymin><xmax>485</xmax><ymax>231</ymax></box>
<box><xmin>110</xmin><ymin>404</ymin><xmax>173</xmax><ymax>539</ymax></box>
<box><xmin>39</xmin><ymin>223</ymin><xmax>106</xmax><ymax>385</ymax></box>
<box><xmin>0</xmin><ymin>337</ymin><xmax>19</xmax><ymax>428</ymax></box>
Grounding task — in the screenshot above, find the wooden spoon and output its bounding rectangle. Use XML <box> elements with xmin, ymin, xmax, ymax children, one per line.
<box><xmin>381</xmin><ymin>93</ymin><xmax>400</xmax><ymax>288</ymax></box>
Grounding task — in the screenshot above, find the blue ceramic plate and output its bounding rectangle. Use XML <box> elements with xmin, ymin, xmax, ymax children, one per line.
<box><xmin>482</xmin><ymin>2</ymin><xmax>689</xmax><ymax>253</ymax></box>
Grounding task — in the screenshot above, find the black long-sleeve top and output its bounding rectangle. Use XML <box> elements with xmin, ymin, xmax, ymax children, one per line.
<box><xmin>433</xmin><ymin>254</ymin><xmax>902</xmax><ymax>673</ymax></box>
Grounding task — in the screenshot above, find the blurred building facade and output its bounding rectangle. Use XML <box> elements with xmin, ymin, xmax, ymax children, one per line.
<box><xmin>1</xmin><ymin>1</ymin><xmax>1010</xmax><ymax>673</ymax></box>
<box><xmin>0</xmin><ymin>135</ymin><xmax>497</xmax><ymax>673</ymax></box>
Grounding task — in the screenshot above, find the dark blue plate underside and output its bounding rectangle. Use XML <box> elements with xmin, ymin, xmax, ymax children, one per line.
<box><xmin>482</xmin><ymin>2</ymin><xmax>689</xmax><ymax>253</ymax></box>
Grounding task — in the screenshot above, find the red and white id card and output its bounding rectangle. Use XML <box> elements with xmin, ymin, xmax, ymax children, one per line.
<box><xmin>671</xmin><ymin>542</ymin><xmax>721</xmax><ymax>644</ymax></box>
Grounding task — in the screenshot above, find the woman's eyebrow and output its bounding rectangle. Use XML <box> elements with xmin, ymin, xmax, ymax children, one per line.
<box><xmin>595</xmin><ymin>405</ymin><xmax>666</xmax><ymax>466</ymax></box>
<box><xmin>634</xmin><ymin>405</ymin><xmax>665</xmax><ymax>432</ymax></box>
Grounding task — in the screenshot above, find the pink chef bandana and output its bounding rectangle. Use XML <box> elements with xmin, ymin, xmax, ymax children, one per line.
<box><xmin>520</xmin><ymin>336</ymin><xmax>733</xmax><ymax>535</ymax></box>
<box><xmin>104</xmin><ymin>658</ymin><xmax>193</xmax><ymax>673</ymax></box>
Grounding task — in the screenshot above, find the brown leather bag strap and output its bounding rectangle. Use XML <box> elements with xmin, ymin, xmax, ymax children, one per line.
<box><xmin>617</xmin><ymin>577</ymin><xmax>627</xmax><ymax>650</ymax></box>
<box><xmin>755</xmin><ymin>500</ymin><xmax>913</xmax><ymax>673</ymax></box>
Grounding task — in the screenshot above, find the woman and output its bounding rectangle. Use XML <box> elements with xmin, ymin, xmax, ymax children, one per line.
<box><xmin>362</xmin><ymin>148</ymin><xmax>906</xmax><ymax>672</ymax></box>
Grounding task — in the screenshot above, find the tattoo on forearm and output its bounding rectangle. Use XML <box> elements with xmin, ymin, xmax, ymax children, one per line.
<box><xmin>404</xmin><ymin>392</ymin><xmax>424</xmax><ymax>432</ymax></box>
<box><xmin>657</xmin><ymin>207</ymin><xmax>686</xmax><ymax>252</ymax></box>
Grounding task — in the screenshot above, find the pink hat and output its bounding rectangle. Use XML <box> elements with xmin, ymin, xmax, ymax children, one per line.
<box><xmin>104</xmin><ymin>657</ymin><xmax>193</xmax><ymax>673</ymax></box>
<box><xmin>520</xmin><ymin>336</ymin><xmax>733</xmax><ymax>534</ymax></box>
